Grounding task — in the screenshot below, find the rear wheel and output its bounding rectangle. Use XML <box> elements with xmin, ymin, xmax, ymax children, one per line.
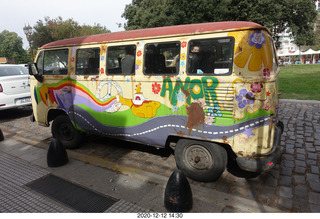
<box><xmin>175</xmin><ymin>139</ymin><xmax>227</xmax><ymax>182</ymax></box>
<box><xmin>51</xmin><ymin>115</ymin><xmax>82</xmax><ymax>149</ymax></box>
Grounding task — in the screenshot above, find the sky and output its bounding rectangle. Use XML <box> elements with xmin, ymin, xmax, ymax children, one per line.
<box><xmin>0</xmin><ymin>0</ymin><xmax>132</xmax><ymax>49</ymax></box>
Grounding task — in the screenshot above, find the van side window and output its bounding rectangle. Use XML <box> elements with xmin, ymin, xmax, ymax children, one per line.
<box><xmin>43</xmin><ymin>49</ymin><xmax>69</xmax><ymax>75</ymax></box>
<box><xmin>187</xmin><ymin>37</ymin><xmax>234</xmax><ymax>75</ymax></box>
<box><xmin>36</xmin><ymin>51</ymin><xmax>44</xmax><ymax>74</ymax></box>
<box><xmin>76</xmin><ymin>48</ymin><xmax>100</xmax><ymax>75</ymax></box>
<box><xmin>107</xmin><ymin>45</ymin><xmax>136</xmax><ymax>75</ymax></box>
<box><xmin>144</xmin><ymin>42</ymin><xmax>180</xmax><ymax>75</ymax></box>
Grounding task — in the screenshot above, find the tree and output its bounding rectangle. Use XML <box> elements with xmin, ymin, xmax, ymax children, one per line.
<box><xmin>122</xmin><ymin>0</ymin><xmax>318</xmax><ymax>47</ymax></box>
<box><xmin>312</xmin><ymin>12</ymin><xmax>320</xmax><ymax>51</ymax></box>
<box><xmin>31</xmin><ymin>17</ymin><xmax>111</xmax><ymax>49</ymax></box>
<box><xmin>0</xmin><ymin>30</ymin><xmax>29</xmax><ymax>64</ymax></box>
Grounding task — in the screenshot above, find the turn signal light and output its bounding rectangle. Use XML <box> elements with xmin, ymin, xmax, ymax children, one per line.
<box><xmin>0</xmin><ymin>84</ymin><xmax>3</xmax><ymax>93</ymax></box>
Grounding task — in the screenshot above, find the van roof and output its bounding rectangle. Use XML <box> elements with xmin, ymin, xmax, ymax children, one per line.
<box><xmin>41</xmin><ymin>21</ymin><xmax>264</xmax><ymax>49</ymax></box>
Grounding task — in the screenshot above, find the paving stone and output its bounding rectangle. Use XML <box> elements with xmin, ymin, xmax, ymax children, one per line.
<box><xmin>281</xmin><ymin>167</ymin><xmax>293</xmax><ymax>176</ymax></box>
<box><xmin>296</xmin><ymin>135</ymin><xmax>304</xmax><ymax>139</ymax></box>
<box><xmin>296</xmin><ymin>148</ymin><xmax>306</xmax><ymax>154</ymax></box>
<box><xmin>293</xmin><ymin>198</ymin><xmax>309</xmax><ymax>212</ymax></box>
<box><xmin>294</xmin><ymin>175</ymin><xmax>306</xmax><ymax>184</ymax></box>
<box><xmin>309</xmin><ymin>192</ymin><xmax>320</xmax><ymax>205</ymax></box>
<box><xmin>310</xmin><ymin>204</ymin><xmax>320</xmax><ymax>212</ymax></box>
<box><xmin>306</xmin><ymin>137</ymin><xmax>315</xmax><ymax>142</ymax></box>
<box><xmin>309</xmin><ymin>182</ymin><xmax>320</xmax><ymax>193</ymax></box>
<box><xmin>279</xmin><ymin>175</ymin><xmax>292</xmax><ymax>186</ymax></box>
<box><xmin>306</xmin><ymin>146</ymin><xmax>316</xmax><ymax>152</ymax></box>
<box><xmin>296</xmin><ymin>154</ymin><xmax>306</xmax><ymax>160</ymax></box>
<box><xmin>311</xmin><ymin>166</ymin><xmax>320</xmax><ymax>174</ymax></box>
<box><xmin>304</xmin><ymin>133</ymin><xmax>312</xmax><ymax>137</ymax></box>
<box><xmin>307</xmin><ymin>152</ymin><xmax>318</xmax><ymax>160</ymax></box>
<box><xmin>279</xmin><ymin>186</ymin><xmax>292</xmax><ymax>198</ymax></box>
<box><xmin>286</xmin><ymin>149</ymin><xmax>294</xmax><ymax>154</ymax></box>
<box><xmin>307</xmin><ymin>160</ymin><xmax>317</xmax><ymax>166</ymax></box>
<box><xmin>278</xmin><ymin>197</ymin><xmax>292</xmax><ymax>210</ymax></box>
<box><xmin>294</xmin><ymin>185</ymin><xmax>308</xmax><ymax>198</ymax></box>
<box><xmin>295</xmin><ymin>160</ymin><xmax>307</xmax><ymax>167</ymax></box>
<box><xmin>284</xmin><ymin>160</ymin><xmax>294</xmax><ymax>168</ymax></box>
<box><xmin>295</xmin><ymin>139</ymin><xmax>304</xmax><ymax>144</ymax></box>
<box><xmin>294</xmin><ymin>167</ymin><xmax>306</xmax><ymax>174</ymax></box>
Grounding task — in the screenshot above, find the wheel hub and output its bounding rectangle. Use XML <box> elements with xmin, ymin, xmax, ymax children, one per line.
<box><xmin>185</xmin><ymin>145</ymin><xmax>213</xmax><ymax>170</ymax></box>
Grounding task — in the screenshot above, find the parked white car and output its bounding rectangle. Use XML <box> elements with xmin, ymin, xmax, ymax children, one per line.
<box><xmin>0</xmin><ymin>64</ymin><xmax>31</xmax><ymax>110</ymax></box>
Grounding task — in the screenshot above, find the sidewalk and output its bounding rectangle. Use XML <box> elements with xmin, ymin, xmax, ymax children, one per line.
<box><xmin>0</xmin><ymin>136</ymin><xmax>282</xmax><ymax>213</ymax></box>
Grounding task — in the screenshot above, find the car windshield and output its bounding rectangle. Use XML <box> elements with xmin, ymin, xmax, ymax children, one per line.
<box><xmin>0</xmin><ymin>66</ymin><xmax>28</xmax><ymax>77</ymax></box>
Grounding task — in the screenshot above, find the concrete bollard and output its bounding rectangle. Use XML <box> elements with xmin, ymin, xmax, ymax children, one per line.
<box><xmin>0</xmin><ymin>128</ymin><xmax>4</xmax><ymax>141</ymax></box>
<box><xmin>47</xmin><ymin>139</ymin><xmax>69</xmax><ymax>167</ymax></box>
<box><xmin>164</xmin><ymin>169</ymin><xmax>193</xmax><ymax>212</ymax></box>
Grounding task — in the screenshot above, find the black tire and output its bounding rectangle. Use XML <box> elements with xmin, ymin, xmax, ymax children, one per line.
<box><xmin>51</xmin><ymin>115</ymin><xmax>82</xmax><ymax>149</ymax></box>
<box><xmin>175</xmin><ymin>139</ymin><xmax>227</xmax><ymax>182</ymax></box>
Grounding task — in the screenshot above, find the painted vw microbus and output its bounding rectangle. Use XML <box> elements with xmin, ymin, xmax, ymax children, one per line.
<box><xmin>29</xmin><ymin>21</ymin><xmax>283</xmax><ymax>182</ymax></box>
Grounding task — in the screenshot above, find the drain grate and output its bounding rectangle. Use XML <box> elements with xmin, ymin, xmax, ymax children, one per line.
<box><xmin>26</xmin><ymin>174</ymin><xmax>119</xmax><ymax>212</ymax></box>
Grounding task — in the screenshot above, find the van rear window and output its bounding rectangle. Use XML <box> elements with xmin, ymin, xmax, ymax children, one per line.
<box><xmin>187</xmin><ymin>37</ymin><xmax>234</xmax><ymax>75</ymax></box>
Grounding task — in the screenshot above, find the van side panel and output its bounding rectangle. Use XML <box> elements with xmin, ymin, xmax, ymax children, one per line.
<box><xmin>30</xmin><ymin>28</ymin><xmax>279</xmax><ymax>157</ymax></box>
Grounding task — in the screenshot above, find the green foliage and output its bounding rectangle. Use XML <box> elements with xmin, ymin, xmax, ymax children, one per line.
<box><xmin>312</xmin><ymin>13</ymin><xmax>320</xmax><ymax>51</ymax></box>
<box><xmin>31</xmin><ymin>17</ymin><xmax>111</xmax><ymax>49</ymax></box>
<box><xmin>0</xmin><ymin>30</ymin><xmax>29</xmax><ymax>64</ymax></box>
<box><xmin>122</xmin><ymin>0</ymin><xmax>318</xmax><ymax>47</ymax></box>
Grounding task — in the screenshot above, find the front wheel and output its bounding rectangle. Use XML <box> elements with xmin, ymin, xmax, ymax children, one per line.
<box><xmin>175</xmin><ymin>139</ymin><xmax>227</xmax><ymax>182</ymax></box>
<box><xmin>51</xmin><ymin>115</ymin><xmax>82</xmax><ymax>149</ymax></box>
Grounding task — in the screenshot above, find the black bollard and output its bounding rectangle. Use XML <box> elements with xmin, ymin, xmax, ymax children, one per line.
<box><xmin>164</xmin><ymin>169</ymin><xmax>193</xmax><ymax>212</ymax></box>
<box><xmin>0</xmin><ymin>128</ymin><xmax>4</xmax><ymax>141</ymax></box>
<box><xmin>47</xmin><ymin>139</ymin><xmax>69</xmax><ymax>167</ymax></box>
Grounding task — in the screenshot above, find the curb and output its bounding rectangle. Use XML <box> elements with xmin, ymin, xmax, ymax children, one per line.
<box><xmin>280</xmin><ymin>99</ymin><xmax>320</xmax><ymax>104</ymax></box>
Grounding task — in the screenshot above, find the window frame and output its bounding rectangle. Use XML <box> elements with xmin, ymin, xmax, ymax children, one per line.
<box><xmin>41</xmin><ymin>49</ymin><xmax>69</xmax><ymax>75</ymax></box>
<box><xmin>143</xmin><ymin>41</ymin><xmax>181</xmax><ymax>76</ymax></box>
<box><xmin>75</xmin><ymin>47</ymin><xmax>100</xmax><ymax>75</ymax></box>
<box><xmin>36</xmin><ymin>51</ymin><xmax>44</xmax><ymax>74</ymax></box>
<box><xmin>186</xmin><ymin>37</ymin><xmax>234</xmax><ymax>76</ymax></box>
<box><xmin>106</xmin><ymin>44</ymin><xmax>136</xmax><ymax>75</ymax></box>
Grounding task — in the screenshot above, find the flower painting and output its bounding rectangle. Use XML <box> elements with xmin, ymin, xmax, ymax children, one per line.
<box><xmin>152</xmin><ymin>82</ymin><xmax>161</xmax><ymax>94</ymax></box>
<box><xmin>228</xmin><ymin>30</ymin><xmax>273</xmax><ymax>71</ymax></box>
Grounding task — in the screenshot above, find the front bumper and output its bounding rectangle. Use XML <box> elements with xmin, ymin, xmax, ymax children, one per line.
<box><xmin>236</xmin><ymin>121</ymin><xmax>284</xmax><ymax>172</ymax></box>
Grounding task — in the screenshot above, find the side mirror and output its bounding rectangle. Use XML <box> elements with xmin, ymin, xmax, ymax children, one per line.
<box><xmin>28</xmin><ymin>63</ymin><xmax>43</xmax><ymax>82</ymax></box>
<box><xmin>28</xmin><ymin>63</ymin><xmax>38</xmax><ymax>75</ymax></box>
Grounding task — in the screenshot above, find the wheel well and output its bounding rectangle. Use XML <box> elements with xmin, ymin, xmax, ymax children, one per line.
<box><xmin>167</xmin><ymin>136</ymin><xmax>233</xmax><ymax>156</ymax></box>
<box><xmin>47</xmin><ymin>109</ymin><xmax>67</xmax><ymax>124</ymax></box>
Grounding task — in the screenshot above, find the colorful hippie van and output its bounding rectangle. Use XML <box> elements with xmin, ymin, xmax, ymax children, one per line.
<box><xmin>29</xmin><ymin>21</ymin><xmax>283</xmax><ymax>182</ymax></box>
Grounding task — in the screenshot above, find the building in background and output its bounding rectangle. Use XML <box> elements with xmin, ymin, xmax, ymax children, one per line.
<box><xmin>277</xmin><ymin>0</ymin><xmax>320</xmax><ymax>64</ymax></box>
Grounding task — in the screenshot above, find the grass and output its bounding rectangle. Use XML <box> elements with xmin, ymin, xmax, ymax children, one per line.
<box><xmin>278</xmin><ymin>64</ymin><xmax>320</xmax><ymax>101</ymax></box>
